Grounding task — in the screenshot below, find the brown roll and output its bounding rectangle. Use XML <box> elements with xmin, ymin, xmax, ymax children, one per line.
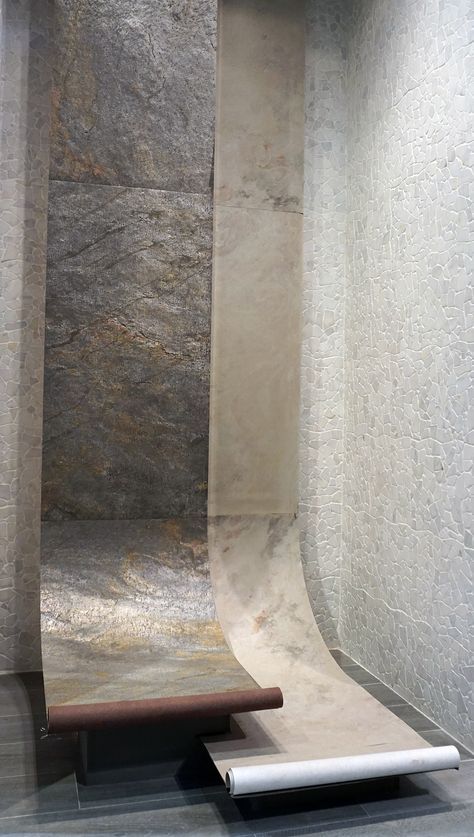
<box><xmin>47</xmin><ymin>686</ymin><xmax>283</xmax><ymax>733</ymax></box>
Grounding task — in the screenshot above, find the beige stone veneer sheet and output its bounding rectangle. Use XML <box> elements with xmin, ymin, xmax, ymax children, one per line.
<box><xmin>204</xmin><ymin>515</ymin><xmax>431</xmax><ymax>775</ymax></box>
<box><xmin>205</xmin><ymin>0</ymin><xmax>434</xmax><ymax>786</ymax></box>
<box><xmin>215</xmin><ymin>0</ymin><xmax>304</xmax><ymax>213</ymax></box>
<box><xmin>208</xmin><ymin>206</ymin><xmax>301</xmax><ymax>516</ymax></box>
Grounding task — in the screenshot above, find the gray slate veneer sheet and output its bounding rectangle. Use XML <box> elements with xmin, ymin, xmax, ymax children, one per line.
<box><xmin>42</xmin><ymin>182</ymin><xmax>211</xmax><ymax>521</ymax></box>
<box><xmin>50</xmin><ymin>0</ymin><xmax>216</xmax><ymax>194</ymax></box>
<box><xmin>41</xmin><ymin>519</ymin><xmax>257</xmax><ymax>708</ymax></box>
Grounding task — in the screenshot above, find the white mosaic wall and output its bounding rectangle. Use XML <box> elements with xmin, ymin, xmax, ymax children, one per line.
<box><xmin>300</xmin><ymin>0</ymin><xmax>347</xmax><ymax>645</ymax></box>
<box><xmin>339</xmin><ymin>0</ymin><xmax>474</xmax><ymax>748</ymax></box>
<box><xmin>0</xmin><ymin>0</ymin><xmax>51</xmax><ymax>672</ymax></box>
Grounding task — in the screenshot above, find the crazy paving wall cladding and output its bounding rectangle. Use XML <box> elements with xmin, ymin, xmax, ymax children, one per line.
<box><xmin>300</xmin><ymin>0</ymin><xmax>347</xmax><ymax>645</ymax></box>
<box><xmin>301</xmin><ymin>0</ymin><xmax>473</xmax><ymax>748</ymax></box>
<box><xmin>339</xmin><ymin>0</ymin><xmax>474</xmax><ymax>749</ymax></box>
<box><xmin>0</xmin><ymin>0</ymin><xmax>52</xmax><ymax>671</ymax></box>
<box><xmin>42</xmin><ymin>0</ymin><xmax>216</xmax><ymax>520</ymax></box>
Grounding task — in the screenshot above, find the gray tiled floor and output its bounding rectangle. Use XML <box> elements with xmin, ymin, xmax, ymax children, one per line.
<box><xmin>0</xmin><ymin>655</ymin><xmax>472</xmax><ymax>836</ymax></box>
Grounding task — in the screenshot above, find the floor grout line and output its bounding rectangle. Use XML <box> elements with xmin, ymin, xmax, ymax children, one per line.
<box><xmin>334</xmin><ymin>651</ymin><xmax>466</xmax><ymax>742</ymax></box>
<box><xmin>76</xmin><ymin>786</ymin><xmax>226</xmax><ymax>812</ymax></box>
<box><xmin>73</xmin><ymin>769</ymin><xmax>80</xmax><ymax>812</ymax></box>
<box><xmin>0</xmin><ymin>805</ymin><xmax>80</xmax><ymax>823</ymax></box>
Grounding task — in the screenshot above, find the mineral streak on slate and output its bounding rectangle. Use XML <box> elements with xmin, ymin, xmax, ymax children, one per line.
<box><xmin>50</xmin><ymin>0</ymin><xmax>216</xmax><ymax>194</ymax></box>
<box><xmin>42</xmin><ymin>183</ymin><xmax>212</xmax><ymax>519</ymax></box>
<box><xmin>41</xmin><ymin>518</ymin><xmax>258</xmax><ymax>708</ymax></box>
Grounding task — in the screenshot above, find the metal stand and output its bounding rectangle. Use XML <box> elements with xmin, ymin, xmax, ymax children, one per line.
<box><xmin>76</xmin><ymin>715</ymin><xmax>230</xmax><ymax>785</ymax></box>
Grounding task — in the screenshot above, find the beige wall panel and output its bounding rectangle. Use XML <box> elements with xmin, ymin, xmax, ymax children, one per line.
<box><xmin>215</xmin><ymin>0</ymin><xmax>304</xmax><ymax>213</ymax></box>
<box><xmin>209</xmin><ymin>206</ymin><xmax>302</xmax><ymax>516</ymax></box>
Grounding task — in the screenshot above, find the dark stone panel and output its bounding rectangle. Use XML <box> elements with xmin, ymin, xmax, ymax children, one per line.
<box><xmin>50</xmin><ymin>0</ymin><xmax>216</xmax><ymax>194</ymax></box>
<box><xmin>0</xmin><ymin>795</ymin><xmax>252</xmax><ymax>835</ymax></box>
<box><xmin>329</xmin><ymin>649</ymin><xmax>355</xmax><ymax>667</ymax></box>
<box><xmin>307</xmin><ymin>806</ymin><xmax>474</xmax><ymax>837</ymax></box>
<box><xmin>42</xmin><ymin>181</ymin><xmax>211</xmax><ymax>520</ymax></box>
<box><xmin>0</xmin><ymin>713</ymin><xmax>46</xmax><ymax>745</ymax></box>
<box><xmin>388</xmin><ymin>703</ymin><xmax>439</xmax><ymax>732</ymax></box>
<box><xmin>361</xmin><ymin>762</ymin><xmax>474</xmax><ymax>818</ymax></box>
<box><xmin>0</xmin><ymin>671</ymin><xmax>45</xmax><ymax>717</ymax></box>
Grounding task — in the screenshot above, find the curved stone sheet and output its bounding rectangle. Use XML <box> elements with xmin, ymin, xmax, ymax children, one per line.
<box><xmin>0</xmin><ymin>0</ymin><xmax>52</xmax><ymax>672</ymax></box>
<box><xmin>204</xmin><ymin>0</ymin><xmax>440</xmax><ymax>793</ymax></box>
<box><xmin>204</xmin><ymin>515</ymin><xmax>431</xmax><ymax>780</ymax></box>
<box><xmin>41</xmin><ymin>519</ymin><xmax>258</xmax><ymax>710</ymax></box>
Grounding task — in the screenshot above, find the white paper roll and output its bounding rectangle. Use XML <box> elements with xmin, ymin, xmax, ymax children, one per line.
<box><xmin>225</xmin><ymin>746</ymin><xmax>460</xmax><ymax>797</ymax></box>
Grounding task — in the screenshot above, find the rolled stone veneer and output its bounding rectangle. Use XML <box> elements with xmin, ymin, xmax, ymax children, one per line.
<box><xmin>48</xmin><ymin>687</ymin><xmax>283</xmax><ymax>733</ymax></box>
<box><xmin>41</xmin><ymin>519</ymin><xmax>281</xmax><ymax>733</ymax></box>
<box><xmin>204</xmin><ymin>0</ymin><xmax>462</xmax><ymax>797</ymax></box>
<box><xmin>225</xmin><ymin>747</ymin><xmax>461</xmax><ymax>797</ymax></box>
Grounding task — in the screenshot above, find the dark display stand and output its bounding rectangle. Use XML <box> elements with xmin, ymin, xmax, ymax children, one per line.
<box><xmin>76</xmin><ymin>715</ymin><xmax>230</xmax><ymax>785</ymax></box>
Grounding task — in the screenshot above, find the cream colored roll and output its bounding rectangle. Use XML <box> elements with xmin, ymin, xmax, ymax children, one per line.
<box><xmin>225</xmin><ymin>746</ymin><xmax>461</xmax><ymax>797</ymax></box>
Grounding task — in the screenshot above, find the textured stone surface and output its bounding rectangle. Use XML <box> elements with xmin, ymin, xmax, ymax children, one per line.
<box><xmin>50</xmin><ymin>0</ymin><xmax>216</xmax><ymax>194</ymax></box>
<box><xmin>210</xmin><ymin>0</ymin><xmax>304</xmax><ymax>517</ymax></box>
<box><xmin>42</xmin><ymin>181</ymin><xmax>212</xmax><ymax>520</ymax></box>
<box><xmin>41</xmin><ymin>518</ymin><xmax>257</xmax><ymax>707</ymax></box>
<box><xmin>301</xmin><ymin>0</ymin><xmax>473</xmax><ymax>748</ymax></box>
<box><xmin>208</xmin><ymin>0</ymin><xmax>441</xmax><ymax>785</ymax></box>
<box><xmin>339</xmin><ymin>0</ymin><xmax>474</xmax><ymax>749</ymax></box>
<box><xmin>300</xmin><ymin>0</ymin><xmax>347</xmax><ymax>645</ymax></box>
<box><xmin>215</xmin><ymin>0</ymin><xmax>304</xmax><ymax>213</ymax></box>
<box><xmin>0</xmin><ymin>0</ymin><xmax>52</xmax><ymax>672</ymax></box>
<box><xmin>209</xmin><ymin>206</ymin><xmax>302</xmax><ymax>516</ymax></box>
<box><xmin>206</xmin><ymin>514</ymin><xmax>431</xmax><ymax>780</ymax></box>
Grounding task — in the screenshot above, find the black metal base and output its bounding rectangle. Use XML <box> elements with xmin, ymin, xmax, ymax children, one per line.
<box><xmin>76</xmin><ymin>715</ymin><xmax>230</xmax><ymax>785</ymax></box>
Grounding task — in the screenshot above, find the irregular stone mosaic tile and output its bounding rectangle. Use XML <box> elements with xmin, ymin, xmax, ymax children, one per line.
<box><xmin>339</xmin><ymin>0</ymin><xmax>474</xmax><ymax>750</ymax></box>
<box><xmin>42</xmin><ymin>182</ymin><xmax>212</xmax><ymax>520</ymax></box>
<box><xmin>300</xmin><ymin>0</ymin><xmax>348</xmax><ymax>644</ymax></box>
<box><xmin>0</xmin><ymin>0</ymin><xmax>52</xmax><ymax>672</ymax></box>
<box><xmin>49</xmin><ymin>0</ymin><xmax>216</xmax><ymax>194</ymax></box>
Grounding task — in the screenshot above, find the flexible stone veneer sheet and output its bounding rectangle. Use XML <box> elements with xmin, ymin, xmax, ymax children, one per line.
<box><xmin>201</xmin><ymin>0</ymin><xmax>458</xmax><ymax>795</ymax></box>
<box><xmin>41</xmin><ymin>519</ymin><xmax>282</xmax><ymax>727</ymax></box>
<box><xmin>50</xmin><ymin>0</ymin><xmax>216</xmax><ymax>193</ymax></box>
<box><xmin>215</xmin><ymin>0</ymin><xmax>304</xmax><ymax>213</ymax></box>
<box><xmin>208</xmin><ymin>205</ymin><xmax>302</xmax><ymax>516</ymax></box>
<box><xmin>42</xmin><ymin>181</ymin><xmax>212</xmax><ymax>520</ymax></box>
<box><xmin>203</xmin><ymin>515</ymin><xmax>453</xmax><ymax>793</ymax></box>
